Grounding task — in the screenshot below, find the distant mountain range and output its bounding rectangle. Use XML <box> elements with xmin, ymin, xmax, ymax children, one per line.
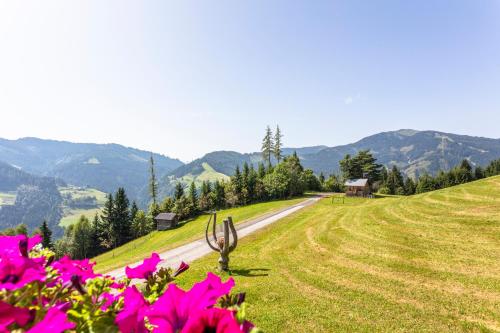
<box><xmin>0</xmin><ymin>137</ymin><xmax>183</xmax><ymax>200</ymax></box>
<box><xmin>299</xmin><ymin>129</ymin><xmax>500</xmax><ymax>178</ymax></box>
<box><xmin>0</xmin><ymin>161</ymin><xmax>64</xmax><ymax>236</ymax></box>
<box><xmin>1</xmin><ymin>129</ymin><xmax>500</xmax><ymax>216</ymax></box>
<box><xmin>144</xmin><ymin>130</ymin><xmax>500</xmax><ymax>202</ymax></box>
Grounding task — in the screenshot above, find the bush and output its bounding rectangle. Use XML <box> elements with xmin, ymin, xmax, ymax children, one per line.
<box><xmin>378</xmin><ymin>186</ymin><xmax>391</xmax><ymax>195</ymax></box>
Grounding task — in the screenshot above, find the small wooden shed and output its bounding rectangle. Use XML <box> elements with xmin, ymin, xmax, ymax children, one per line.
<box><xmin>155</xmin><ymin>212</ymin><xmax>178</xmax><ymax>231</ymax></box>
<box><xmin>344</xmin><ymin>178</ymin><xmax>370</xmax><ymax>197</ymax></box>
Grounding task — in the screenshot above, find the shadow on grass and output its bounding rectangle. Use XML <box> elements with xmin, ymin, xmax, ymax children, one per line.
<box><xmin>229</xmin><ymin>268</ymin><xmax>270</xmax><ymax>277</ymax></box>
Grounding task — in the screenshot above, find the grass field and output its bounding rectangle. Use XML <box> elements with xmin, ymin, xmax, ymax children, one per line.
<box><xmin>93</xmin><ymin>197</ymin><xmax>308</xmax><ymax>273</ymax></box>
<box><xmin>175</xmin><ymin>176</ymin><xmax>500</xmax><ymax>332</ymax></box>
<box><xmin>177</xmin><ymin>162</ymin><xmax>230</xmax><ymax>187</ymax></box>
<box><xmin>59</xmin><ymin>208</ymin><xmax>102</xmax><ymax>227</ymax></box>
<box><xmin>0</xmin><ymin>191</ymin><xmax>16</xmax><ymax>206</ymax></box>
<box><xmin>59</xmin><ymin>186</ymin><xmax>107</xmax><ymax>227</ymax></box>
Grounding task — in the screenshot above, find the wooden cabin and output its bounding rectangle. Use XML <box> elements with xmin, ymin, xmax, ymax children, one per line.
<box><xmin>155</xmin><ymin>212</ymin><xmax>178</xmax><ymax>231</ymax></box>
<box><xmin>344</xmin><ymin>178</ymin><xmax>370</xmax><ymax>197</ymax></box>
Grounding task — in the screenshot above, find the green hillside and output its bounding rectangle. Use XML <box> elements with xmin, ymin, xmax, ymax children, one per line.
<box><xmin>94</xmin><ymin>196</ymin><xmax>307</xmax><ymax>273</ymax></box>
<box><xmin>0</xmin><ymin>191</ymin><xmax>16</xmax><ymax>206</ymax></box>
<box><xmin>59</xmin><ymin>186</ymin><xmax>108</xmax><ymax>227</ymax></box>
<box><xmin>172</xmin><ymin>162</ymin><xmax>229</xmax><ymax>188</ymax></box>
<box><xmin>176</xmin><ymin>176</ymin><xmax>500</xmax><ymax>332</ymax></box>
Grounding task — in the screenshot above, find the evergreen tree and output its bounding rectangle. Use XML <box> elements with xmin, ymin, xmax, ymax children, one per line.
<box><xmin>213</xmin><ymin>180</ymin><xmax>226</xmax><ymax>209</ymax></box>
<box><xmin>188</xmin><ymin>181</ymin><xmax>199</xmax><ymax>213</ymax></box>
<box><xmin>114</xmin><ymin>187</ymin><xmax>131</xmax><ymax>246</ymax></box>
<box><xmin>246</xmin><ymin>165</ymin><xmax>258</xmax><ymax>202</ymax></box>
<box><xmin>199</xmin><ymin>181</ymin><xmax>214</xmax><ymax>211</ymax></box>
<box><xmin>89</xmin><ymin>214</ymin><xmax>102</xmax><ymax>257</ymax></box>
<box><xmin>100</xmin><ymin>193</ymin><xmax>115</xmax><ymax>249</ymax></box>
<box><xmin>416</xmin><ymin>174</ymin><xmax>436</xmax><ymax>194</ymax></box>
<box><xmin>474</xmin><ymin>166</ymin><xmax>485</xmax><ymax>180</ymax></box>
<box><xmin>233</xmin><ymin>166</ymin><xmax>243</xmax><ymax>204</ymax></box>
<box><xmin>71</xmin><ymin>215</ymin><xmax>92</xmax><ymax>259</ymax></box>
<box><xmin>319</xmin><ymin>172</ymin><xmax>325</xmax><ymax>186</ymax></box>
<box><xmin>261</xmin><ymin>125</ymin><xmax>274</xmax><ymax>167</ymax></box>
<box><xmin>485</xmin><ymin>159</ymin><xmax>500</xmax><ymax>177</ymax></box>
<box><xmin>130</xmin><ymin>201</ymin><xmax>139</xmax><ymax>221</ymax></box>
<box><xmin>273</xmin><ymin>125</ymin><xmax>283</xmax><ymax>163</ymax></box>
<box><xmin>386</xmin><ymin>165</ymin><xmax>404</xmax><ymax>194</ymax></box>
<box><xmin>404</xmin><ymin>177</ymin><xmax>416</xmax><ymax>195</ymax></box>
<box><xmin>159</xmin><ymin>196</ymin><xmax>174</xmax><ymax>213</ymax></box>
<box><xmin>40</xmin><ymin>220</ymin><xmax>53</xmax><ymax>249</ymax></box>
<box><xmin>131</xmin><ymin>210</ymin><xmax>151</xmax><ymax>238</ymax></box>
<box><xmin>257</xmin><ymin>162</ymin><xmax>266</xmax><ymax>179</ymax></box>
<box><xmin>339</xmin><ymin>150</ymin><xmax>381</xmax><ymax>183</ymax></box>
<box><xmin>174</xmin><ymin>182</ymin><xmax>184</xmax><ymax>201</ymax></box>
<box><xmin>149</xmin><ymin>154</ymin><xmax>158</xmax><ymax>206</ymax></box>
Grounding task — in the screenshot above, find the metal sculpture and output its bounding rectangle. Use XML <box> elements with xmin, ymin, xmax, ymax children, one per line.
<box><xmin>205</xmin><ymin>212</ymin><xmax>238</xmax><ymax>271</ymax></box>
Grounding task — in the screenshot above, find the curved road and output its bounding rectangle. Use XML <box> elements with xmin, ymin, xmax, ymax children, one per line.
<box><xmin>107</xmin><ymin>196</ymin><xmax>321</xmax><ymax>279</ymax></box>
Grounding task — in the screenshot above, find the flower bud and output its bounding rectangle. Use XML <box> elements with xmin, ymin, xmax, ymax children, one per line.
<box><xmin>173</xmin><ymin>261</ymin><xmax>190</xmax><ymax>277</ymax></box>
<box><xmin>71</xmin><ymin>275</ymin><xmax>86</xmax><ymax>295</ymax></box>
<box><xmin>237</xmin><ymin>292</ymin><xmax>246</xmax><ymax>306</ymax></box>
<box><xmin>19</xmin><ymin>238</ymin><xmax>29</xmax><ymax>257</ymax></box>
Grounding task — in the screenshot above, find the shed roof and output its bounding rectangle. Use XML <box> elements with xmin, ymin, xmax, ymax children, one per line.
<box><xmin>344</xmin><ymin>178</ymin><xmax>368</xmax><ymax>187</ymax></box>
<box><xmin>155</xmin><ymin>212</ymin><xmax>177</xmax><ymax>220</ymax></box>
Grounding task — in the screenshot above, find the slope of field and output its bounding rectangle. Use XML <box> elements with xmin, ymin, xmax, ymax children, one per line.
<box><xmin>93</xmin><ymin>197</ymin><xmax>307</xmax><ymax>273</ymax></box>
<box><xmin>176</xmin><ymin>176</ymin><xmax>500</xmax><ymax>332</ymax></box>
<box><xmin>0</xmin><ymin>191</ymin><xmax>16</xmax><ymax>205</ymax></box>
<box><xmin>59</xmin><ymin>186</ymin><xmax>107</xmax><ymax>227</ymax></box>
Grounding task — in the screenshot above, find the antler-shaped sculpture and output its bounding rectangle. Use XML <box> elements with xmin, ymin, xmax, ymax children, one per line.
<box><xmin>205</xmin><ymin>212</ymin><xmax>238</xmax><ymax>271</ymax></box>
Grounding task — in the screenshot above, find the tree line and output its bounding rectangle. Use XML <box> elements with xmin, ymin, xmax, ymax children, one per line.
<box><xmin>337</xmin><ymin>150</ymin><xmax>500</xmax><ymax>195</ymax></box>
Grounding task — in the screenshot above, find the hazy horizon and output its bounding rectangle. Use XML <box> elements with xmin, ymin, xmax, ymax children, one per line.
<box><xmin>1</xmin><ymin>1</ymin><xmax>499</xmax><ymax>161</ymax></box>
<box><xmin>1</xmin><ymin>127</ymin><xmax>499</xmax><ymax>163</ymax></box>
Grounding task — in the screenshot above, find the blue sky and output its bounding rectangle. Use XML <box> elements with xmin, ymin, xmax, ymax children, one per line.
<box><xmin>0</xmin><ymin>1</ymin><xmax>498</xmax><ymax>161</ymax></box>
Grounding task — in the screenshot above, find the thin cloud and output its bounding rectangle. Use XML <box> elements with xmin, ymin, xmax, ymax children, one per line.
<box><xmin>344</xmin><ymin>93</ymin><xmax>361</xmax><ymax>105</ymax></box>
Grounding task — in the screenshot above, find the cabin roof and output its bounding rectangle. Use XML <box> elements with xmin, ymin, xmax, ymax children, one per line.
<box><xmin>155</xmin><ymin>212</ymin><xmax>177</xmax><ymax>220</ymax></box>
<box><xmin>344</xmin><ymin>178</ymin><xmax>368</xmax><ymax>187</ymax></box>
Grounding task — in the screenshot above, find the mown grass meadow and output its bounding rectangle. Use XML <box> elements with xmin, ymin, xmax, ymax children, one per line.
<box><xmin>175</xmin><ymin>176</ymin><xmax>500</xmax><ymax>332</ymax></box>
<box><xmin>94</xmin><ymin>196</ymin><xmax>307</xmax><ymax>272</ymax></box>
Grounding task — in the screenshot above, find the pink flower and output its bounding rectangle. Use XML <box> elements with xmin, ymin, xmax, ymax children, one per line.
<box><xmin>125</xmin><ymin>253</ymin><xmax>161</xmax><ymax>280</ymax></box>
<box><xmin>0</xmin><ymin>254</ymin><xmax>46</xmax><ymax>290</ymax></box>
<box><xmin>99</xmin><ymin>292</ymin><xmax>117</xmax><ymax>311</ymax></box>
<box><xmin>0</xmin><ymin>235</ymin><xmax>42</xmax><ymax>257</ymax></box>
<box><xmin>173</xmin><ymin>261</ymin><xmax>190</xmax><ymax>277</ymax></box>
<box><xmin>0</xmin><ymin>300</ymin><xmax>32</xmax><ymax>329</ymax></box>
<box><xmin>181</xmin><ymin>308</ymin><xmax>243</xmax><ymax>333</ymax></box>
<box><xmin>115</xmin><ymin>286</ymin><xmax>149</xmax><ymax>333</ymax></box>
<box><xmin>146</xmin><ymin>273</ymin><xmax>235</xmax><ymax>332</ymax></box>
<box><xmin>26</xmin><ymin>306</ymin><xmax>75</xmax><ymax>333</ymax></box>
<box><xmin>51</xmin><ymin>256</ymin><xmax>100</xmax><ymax>284</ymax></box>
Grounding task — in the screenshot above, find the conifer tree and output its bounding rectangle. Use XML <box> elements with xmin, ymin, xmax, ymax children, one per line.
<box><xmin>174</xmin><ymin>182</ymin><xmax>184</xmax><ymax>201</ymax></box>
<box><xmin>213</xmin><ymin>180</ymin><xmax>226</xmax><ymax>209</ymax></box>
<box><xmin>261</xmin><ymin>126</ymin><xmax>274</xmax><ymax>167</ymax></box>
<box><xmin>233</xmin><ymin>166</ymin><xmax>243</xmax><ymax>199</ymax></box>
<box><xmin>149</xmin><ymin>154</ymin><xmax>158</xmax><ymax>206</ymax></box>
<box><xmin>273</xmin><ymin>125</ymin><xmax>283</xmax><ymax>163</ymax></box>
<box><xmin>319</xmin><ymin>172</ymin><xmax>325</xmax><ymax>185</ymax></box>
<box><xmin>188</xmin><ymin>181</ymin><xmax>198</xmax><ymax>213</ymax></box>
<box><xmin>100</xmin><ymin>194</ymin><xmax>115</xmax><ymax>249</ymax></box>
<box><xmin>130</xmin><ymin>201</ymin><xmax>139</xmax><ymax>221</ymax></box>
<box><xmin>89</xmin><ymin>213</ymin><xmax>102</xmax><ymax>257</ymax></box>
<box><xmin>114</xmin><ymin>187</ymin><xmax>131</xmax><ymax>246</ymax></box>
<box><xmin>40</xmin><ymin>220</ymin><xmax>53</xmax><ymax>249</ymax></box>
<box><xmin>257</xmin><ymin>162</ymin><xmax>266</xmax><ymax>179</ymax></box>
